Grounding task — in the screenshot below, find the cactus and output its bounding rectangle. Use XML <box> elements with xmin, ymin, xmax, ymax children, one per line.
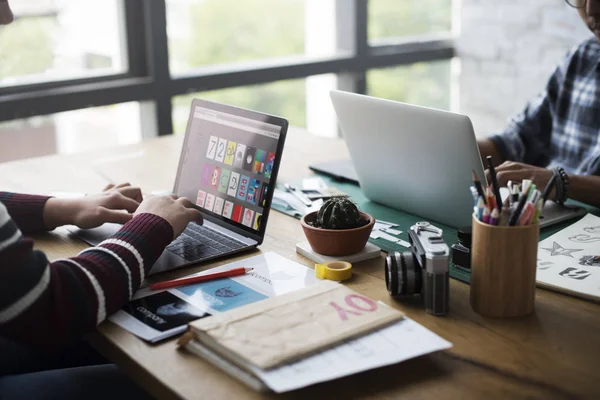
<box><xmin>311</xmin><ymin>196</ymin><xmax>367</xmax><ymax>230</ymax></box>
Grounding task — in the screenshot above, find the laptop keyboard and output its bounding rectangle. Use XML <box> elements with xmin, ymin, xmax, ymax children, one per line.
<box><xmin>166</xmin><ymin>223</ymin><xmax>247</xmax><ymax>262</ymax></box>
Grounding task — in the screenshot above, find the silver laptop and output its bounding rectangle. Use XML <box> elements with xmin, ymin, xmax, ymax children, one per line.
<box><xmin>72</xmin><ymin>99</ymin><xmax>288</xmax><ymax>274</ymax></box>
<box><xmin>329</xmin><ymin>90</ymin><xmax>586</xmax><ymax>229</ymax></box>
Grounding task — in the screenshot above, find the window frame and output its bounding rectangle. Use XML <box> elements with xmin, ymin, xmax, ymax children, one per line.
<box><xmin>0</xmin><ymin>0</ymin><xmax>454</xmax><ymax>136</ymax></box>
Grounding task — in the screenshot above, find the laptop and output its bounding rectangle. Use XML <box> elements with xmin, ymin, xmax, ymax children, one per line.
<box><xmin>329</xmin><ymin>90</ymin><xmax>586</xmax><ymax>229</ymax></box>
<box><xmin>72</xmin><ymin>99</ymin><xmax>288</xmax><ymax>275</ymax></box>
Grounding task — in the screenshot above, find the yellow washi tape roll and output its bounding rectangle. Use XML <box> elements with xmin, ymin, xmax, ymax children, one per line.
<box><xmin>315</xmin><ymin>261</ymin><xmax>352</xmax><ymax>281</ymax></box>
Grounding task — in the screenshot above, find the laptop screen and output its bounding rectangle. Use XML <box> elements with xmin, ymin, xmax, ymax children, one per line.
<box><xmin>174</xmin><ymin>100</ymin><xmax>286</xmax><ymax>237</ymax></box>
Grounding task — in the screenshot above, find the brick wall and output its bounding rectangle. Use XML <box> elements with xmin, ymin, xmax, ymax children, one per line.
<box><xmin>457</xmin><ymin>0</ymin><xmax>593</xmax><ymax>137</ymax></box>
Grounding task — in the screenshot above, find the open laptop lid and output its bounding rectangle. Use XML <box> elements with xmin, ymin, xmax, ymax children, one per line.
<box><xmin>173</xmin><ymin>99</ymin><xmax>288</xmax><ymax>245</ymax></box>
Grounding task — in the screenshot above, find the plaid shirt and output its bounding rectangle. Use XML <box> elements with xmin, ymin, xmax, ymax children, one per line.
<box><xmin>491</xmin><ymin>38</ymin><xmax>600</xmax><ymax>175</ymax></box>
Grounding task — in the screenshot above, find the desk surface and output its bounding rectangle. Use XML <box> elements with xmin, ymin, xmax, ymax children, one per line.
<box><xmin>2</xmin><ymin>128</ymin><xmax>599</xmax><ymax>399</ymax></box>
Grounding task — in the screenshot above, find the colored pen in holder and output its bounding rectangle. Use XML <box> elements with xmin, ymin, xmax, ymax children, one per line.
<box><xmin>470</xmin><ymin>215</ymin><xmax>539</xmax><ymax>317</ymax></box>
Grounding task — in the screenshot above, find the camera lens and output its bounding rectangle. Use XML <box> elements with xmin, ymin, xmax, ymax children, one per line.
<box><xmin>385</xmin><ymin>251</ymin><xmax>422</xmax><ymax>297</ymax></box>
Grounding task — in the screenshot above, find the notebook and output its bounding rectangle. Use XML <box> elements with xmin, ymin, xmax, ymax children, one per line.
<box><xmin>180</xmin><ymin>281</ymin><xmax>404</xmax><ymax>370</ymax></box>
<box><xmin>536</xmin><ymin>213</ymin><xmax>600</xmax><ymax>302</ymax></box>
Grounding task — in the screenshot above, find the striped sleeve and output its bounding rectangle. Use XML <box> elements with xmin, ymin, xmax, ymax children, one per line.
<box><xmin>0</xmin><ymin>201</ymin><xmax>173</xmax><ymax>350</ymax></box>
<box><xmin>0</xmin><ymin>192</ymin><xmax>51</xmax><ymax>234</ymax></box>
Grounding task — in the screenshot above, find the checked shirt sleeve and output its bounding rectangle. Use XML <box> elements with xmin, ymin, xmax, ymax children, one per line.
<box><xmin>489</xmin><ymin>71</ymin><xmax>561</xmax><ymax>168</ymax></box>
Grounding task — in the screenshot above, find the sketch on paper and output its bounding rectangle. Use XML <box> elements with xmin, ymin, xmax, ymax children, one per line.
<box><xmin>541</xmin><ymin>241</ymin><xmax>583</xmax><ymax>258</ymax></box>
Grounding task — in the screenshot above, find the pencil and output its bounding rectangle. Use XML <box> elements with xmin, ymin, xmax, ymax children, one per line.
<box><xmin>472</xmin><ymin>170</ymin><xmax>487</xmax><ymax>206</ymax></box>
<box><xmin>486</xmin><ymin>156</ymin><xmax>503</xmax><ymax>212</ymax></box>
<box><xmin>150</xmin><ymin>267</ymin><xmax>254</xmax><ymax>290</ymax></box>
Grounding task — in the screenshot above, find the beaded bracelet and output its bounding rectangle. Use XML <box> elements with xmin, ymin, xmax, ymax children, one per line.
<box><xmin>553</xmin><ymin>166</ymin><xmax>570</xmax><ymax>204</ymax></box>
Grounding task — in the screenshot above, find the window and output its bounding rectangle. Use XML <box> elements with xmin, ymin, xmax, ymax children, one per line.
<box><xmin>167</xmin><ymin>0</ymin><xmax>305</xmax><ymax>73</ymax></box>
<box><xmin>0</xmin><ymin>2</ymin><xmax>455</xmax><ymax>148</ymax></box>
<box><xmin>0</xmin><ymin>0</ymin><xmax>127</xmax><ymax>87</ymax></box>
<box><xmin>166</xmin><ymin>0</ymin><xmax>342</xmax><ymax>74</ymax></box>
<box><xmin>0</xmin><ymin>102</ymin><xmax>143</xmax><ymax>163</ymax></box>
<box><xmin>172</xmin><ymin>79</ymin><xmax>306</xmax><ymax>135</ymax></box>
<box><xmin>367</xmin><ymin>60</ymin><xmax>453</xmax><ymax>111</ymax></box>
<box><xmin>368</xmin><ymin>0</ymin><xmax>453</xmax><ymax>42</ymax></box>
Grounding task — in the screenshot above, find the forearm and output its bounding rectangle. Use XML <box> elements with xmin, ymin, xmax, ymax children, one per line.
<box><xmin>477</xmin><ymin>139</ymin><xmax>505</xmax><ymax>167</ymax></box>
<box><xmin>568</xmin><ymin>174</ymin><xmax>600</xmax><ymax>208</ymax></box>
<box><xmin>0</xmin><ymin>192</ymin><xmax>51</xmax><ymax>234</ymax></box>
<box><xmin>0</xmin><ymin>212</ymin><xmax>173</xmax><ymax>350</ymax></box>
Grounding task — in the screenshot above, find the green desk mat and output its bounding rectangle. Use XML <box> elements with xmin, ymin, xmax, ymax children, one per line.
<box><xmin>273</xmin><ymin>175</ymin><xmax>600</xmax><ymax>284</ymax></box>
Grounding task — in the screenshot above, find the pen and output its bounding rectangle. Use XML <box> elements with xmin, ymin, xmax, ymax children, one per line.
<box><xmin>284</xmin><ymin>183</ymin><xmax>313</xmax><ymax>207</ymax></box>
<box><xmin>508</xmin><ymin>183</ymin><xmax>532</xmax><ymax>226</ymax></box>
<box><xmin>486</xmin><ymin>156</ymin><xmax>503</xmax><ymax>212</ymax></box>
<box><xmin>150</xmin><ymin>267</ymin><xmax>254</xmax><ymax>291</ymax></box>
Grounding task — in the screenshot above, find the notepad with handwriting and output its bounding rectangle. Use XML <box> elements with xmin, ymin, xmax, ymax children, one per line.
<box><xmin>181</xmin><ymin>280</ymin><xmax>404</xmax><ymax>370</ymax></box>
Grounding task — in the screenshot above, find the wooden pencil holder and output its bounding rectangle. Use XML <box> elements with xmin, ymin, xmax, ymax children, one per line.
<box><xmin>470</xmin><ymin>215</ymin><xmax>539</xmax><ymax>317</ymax></box>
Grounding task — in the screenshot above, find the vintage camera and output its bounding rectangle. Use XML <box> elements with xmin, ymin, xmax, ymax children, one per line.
<box><xmin>385</xmin><ymin>222</ymin><xmax>450</xmax><ymax>316</ymax></box>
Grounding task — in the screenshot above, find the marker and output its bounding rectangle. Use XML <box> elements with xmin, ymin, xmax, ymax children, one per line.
<box><xmin>518</xmin><ymin>203</ymin><xmax>535</xmax><ymax>226</ymax></box>
<box><xmin>150</xmin><ymin>267</ymin><xmax>254</xmax><ymax>291</ymax></box>
<box><xmin>522</xmin><ymin>179</ymin><xmax>532</xmax><ymax>197</ymax></box>
<box><xmin>489</xmin><ymin>208</ymin><xmax>500</xmax><ymax>226</ymax></box>
<box><xmin>472</xmin><ymin>171</ymin><xmax>487</xmax><ymax>206</ymax></box>
<box><xmin>486</xmin><ymin>156</ymin><xmax>503</xmax><ymax>211</ymax></box>
<box><xmin>482</xmin><ymin>206</ymin><xmax>491</xmax><ymax>224</ymax></box>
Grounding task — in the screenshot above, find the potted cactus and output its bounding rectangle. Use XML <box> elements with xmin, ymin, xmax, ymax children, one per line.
<box><xmin>300</xmin><ymin>196</ymin><xmax>375</xmax><ymax>256</ymax></box>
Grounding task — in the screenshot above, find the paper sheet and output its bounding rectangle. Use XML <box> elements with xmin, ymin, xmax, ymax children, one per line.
<box><xmin>110</xmin><ymin>253</ymin><xmax>319</xmax><ymax>341</ymax></box>
<box><xmin>536</xmin><ymin>214</ymin><xmax>600</xmax><ymax>301</ymax></box>
<box><xmin>257</xmin><ymin>316</ymin><xmax>452</xmax><ymax>392</ymax></box>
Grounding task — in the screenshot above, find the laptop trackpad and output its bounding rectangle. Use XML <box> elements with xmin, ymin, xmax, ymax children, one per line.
<box><xmin>68</xmin><ymin>223</ymin><xmax>122</xmax><ymax>246</ymax></box>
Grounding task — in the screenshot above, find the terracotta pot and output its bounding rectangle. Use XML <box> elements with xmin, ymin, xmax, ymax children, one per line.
<box><xmin>300</xmin><ymin>211</ymin><xmax>375</xmax><ymax>256</ymax></box>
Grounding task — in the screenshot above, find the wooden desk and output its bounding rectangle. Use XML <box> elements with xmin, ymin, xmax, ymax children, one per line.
<box><xmin>2</xmin><ymin>128</ymin><xmax>599</xmax><ymax>399</ymax></box>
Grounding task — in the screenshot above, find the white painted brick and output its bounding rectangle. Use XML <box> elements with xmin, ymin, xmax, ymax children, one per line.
<box><xmin>457</xmin><ymin>0</ymin><xmax>591</xmax><ymax>136</ymax></box>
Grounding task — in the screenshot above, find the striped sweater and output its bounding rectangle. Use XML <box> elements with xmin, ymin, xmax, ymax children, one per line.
<box><xmin>0</xmin><ymin>192</ymin><xmax>173</xmax><ymax>350</ymax></box>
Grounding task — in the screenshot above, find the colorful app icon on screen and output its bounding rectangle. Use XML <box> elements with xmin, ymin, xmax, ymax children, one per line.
<box><xmin>264</xmin><ymin>152</ymin><xmax>276</xmax><ymax>179</ymax></box>
<box><xmin>253</xmin><ymin>213</ymin><xmax>262</xmax><ymax>230</ymax></box>
<box><xmin>211</xmin><ymin>167</ymin><xmax>221</xmax><ymax>189</ymax></box>
<box><xmin>246</xmin><ymin>178</ymin><xmax>260</xmax><ymax>205</ymax></box>
<box><xmin>196</xmin><ymin>190</ymin><xmax>207</xmax><ymax>208</ymax></box>
<box><xmin>222</xmin><ymin>201</ymin><xmax>234</xmax><ymax>219</ymax></box>
<box><xmin>213</xmin><ymin>197</ymin><xmax>225</xmax><ymax>215</ymax></box>
<box><xmin>253</xmin><ymin>149</ymin><xmax>266</xmax><ymax>174</ymax></box>
<box><xmin>206</xmin><ymin>136</ymin><xmax>218</xmax><ymax>160</ymax></box>
<box><xmin>232</xmin><ymin>204</ymin><xmax>244</xmax><ymax>223</ymax></box>
<box><xmin>201</xmin><ymin>164</ymin><xmax>213</xmax><ymax>186</ymax></box>
<box><xmin>219</xmin><ymin>169</ymin><xmax>231</xmax><ymax>193</ymax></box>
<box><xmin>243</xmin><ymin>147</ymin><xmax>256</xmax><ymax>171</ymax></box>
<box><xmin>237</xmin><ymin>175</ymin><xmax>250</xmax><ymax>201</ymax></box>
<box><xmin>227</xmin><ymin>172</ymin><xmax>240</xmax><ymax>197</ymax></box>
<box><xmin>215</xmin><ymin>138</ymin><xmax>228</xmax><ymax>163</ymax></box>
<box><xmin>205</xmin><ymin>194</ymin><xmax>216</xmax><ymax>211</ymax></box>
<box><xmin>259</xmin><ymin>183</ymin><xmax>269</xmax><ymax>207</ymax></box>
<box><xmin>233</xmin><ymin>143</ymin><xmax>246</xmax><ymax>168</ymax></box>
<box><xmin>224</xmin><ymin>141</ymin><xmax>236</xmax><ymax>165</ymax></box>
<box><xmin>242</xmin><ymin>208</ymin><xmax>254</xmax><ymax>227</ymax></box>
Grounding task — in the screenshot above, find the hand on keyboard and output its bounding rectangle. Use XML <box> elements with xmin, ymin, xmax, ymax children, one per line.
<box><xmin>135</xmin><ymin>195</ymin><xmax>203</xmax><ymax>239</ymax></box>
